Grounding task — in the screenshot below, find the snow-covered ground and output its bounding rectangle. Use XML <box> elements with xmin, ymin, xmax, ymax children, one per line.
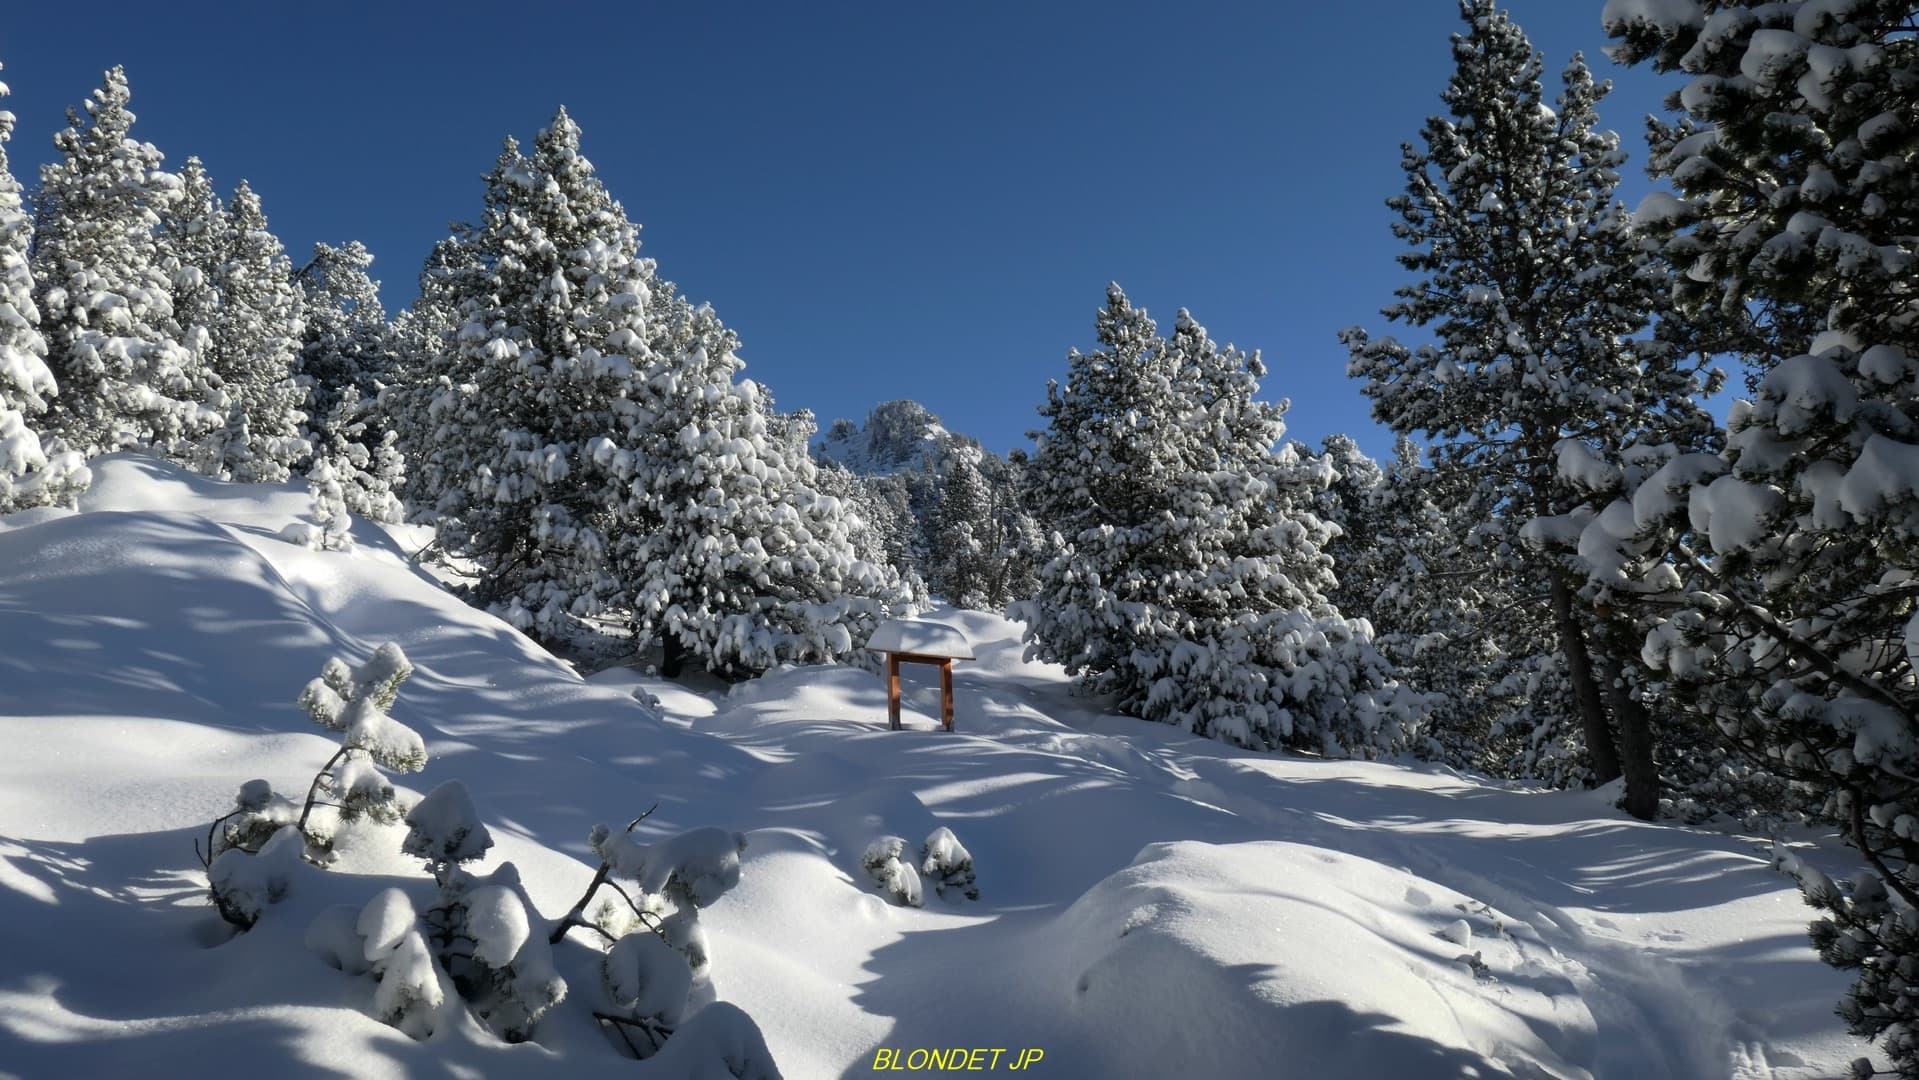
<box><xmin>0</xmin><ymin>456</ymin><xmax>1883</xmax><ymax>1078</ymax></box>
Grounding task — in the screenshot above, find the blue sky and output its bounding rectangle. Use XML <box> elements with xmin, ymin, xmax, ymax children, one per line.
<box><xmin>0</xmin><ymin>2</ymin><xmax>1678</xmax><ymax>460</ymax></box>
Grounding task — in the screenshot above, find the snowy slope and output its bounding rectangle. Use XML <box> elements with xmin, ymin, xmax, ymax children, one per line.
<box><xmin>0</xmin><ymin>455</ymin><xmax>1884</xmax><ymax>1078</ymax></box>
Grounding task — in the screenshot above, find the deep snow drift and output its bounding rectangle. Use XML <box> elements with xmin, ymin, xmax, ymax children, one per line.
<box><xmin>0</xmin><ymin>456</ymin><xmax>1884</xmax><ymax>1078</ymax></box>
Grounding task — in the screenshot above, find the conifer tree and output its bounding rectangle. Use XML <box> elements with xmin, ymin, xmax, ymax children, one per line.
<box><xmin>1342</xmin><ymin>1</ymin><xmax>1715</xmax><ymax>814</ymax></box>
<box><xmin>197</xmin><ymin>181</ymin><xmax>306</xmax><ymax>482</ymax></box>
<box><xmin>0</xmin><ymin>60</ymin><xmax>87</xmax><ymax>512</ymax></box>
<box><xmin>425</xmin><ymin>111</ymin><xmax>656</xmax><ymax>640</ymax></box>
<box><xmin>605</xmin><ymin>296</ymin><xmax>910</xmax><ymax>675</ymax></box>
<box><xmin>297</xmin><ymin>242</ymin><xmax>404</xmax><ymax>521</ymax></box>
<box><xmin>390</xmin><ymin>228</ymin><xmax>481</xmax><ymax>518</ymax></box>
<box><xmin>34</xmin><ymin>66</ymin><xmax>211</xmax><ymax>458</ymax></box>
<box><xmin>929</xmin><ymin>444</ymin><xmax>997</xmax><ymax>610</ymax></box>
<box><xmin>1019</xmin><ymin>285</ymin><xmax>1419</xmax><ymax>754</ymax></box>
<box><xmin>1594</xmin><ymin>3</ymin><xmax>1919</xmax><ymax>1067</ymax></box>
<box><xmin>157</xmin><ymin>156</ymin><xmax>222</xmax><ymax>368</ymax></box>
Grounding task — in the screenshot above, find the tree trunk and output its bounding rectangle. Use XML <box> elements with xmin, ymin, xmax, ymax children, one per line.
<box><xmin>1550</xmin><ymin>574</ymin><xmax>1622</xmax><ymax>784</ymax></box>
<box><xmin>1603</xmin><ymin>665</ymin><xmax>1659</xmax><ymax>820</ymax></box>
<box><xmin>660</xmin><ymin>631</ymin><xmax>685</xmax><ymax>679</ymax></box>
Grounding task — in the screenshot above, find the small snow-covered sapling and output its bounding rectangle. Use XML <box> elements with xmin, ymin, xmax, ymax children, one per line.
<box><xmin>920</xmin><ymin>826</ymin><xmax>978</xmax><ymax>901</ymax></box>
<box><xmin>430</xmin><ymin>862</ymin><xmax>569</xmax><ymax>1043</ymax></box>
<box><xmin>292</xmin><ymin>641</ymin><xmax>427</xmax><ymax>854</ymax></box>
<box><xmin>204</xmin><ymin>642</ymin><xmax>424</xmax><ymax>928</ymax></box>
<box><xmin>357</xmin><ymin>887</ymin><xmax>445</xmax><ymax>1039</ymax></box>
<box><xmin>402</xmin><ymin>779</ymin><xmax>493</xmax><ymax>888</ymax></box>
<box><xmin>861</xmin><ymin>836</ymin><xmax>924</xmax><ymax>908</ymax></box>
<box><xmin>550</xmin><ymin>807</ymin><xmax>750</xmax><ymax>1060</ymax></box>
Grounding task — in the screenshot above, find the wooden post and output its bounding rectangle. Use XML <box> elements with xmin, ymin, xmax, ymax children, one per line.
<box><xmin>940</xmin><ymin>659</ymin><xmax>954</xmax><ymax>732</ymax></box>
<box><xmin>887</xmin><ymin>653</ymin><xmax>902</xmax><ymax>731</ymax></box>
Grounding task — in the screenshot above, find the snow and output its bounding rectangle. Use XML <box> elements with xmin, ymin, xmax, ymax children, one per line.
<box><xmin>605</xmin><ymin>930</ymin><xmax>694</xmax><ymax>1022</ymax></box>
<box><xmin>0</xmin><ymin>456</ymin><xmax>1886</xmax><ymax>1077</ymax></box>
<box><xmin>864</xmin><ymin>617</ymin><xmax>976</xmax><ymax>658</ymax></box>
<box><xmin>464</xmin><ymin>885</ymin><xmax>532</xmax><ymax>967</ymax></box>
<box><xmin>402</xmin><ymin>780</ymin><xmax>493</xmax><ymax>865</ymax></box>
<box><xmin>1600</xmin><ymin>0</ymin><xmax>1704</xmax><ymax>38</ymax></box>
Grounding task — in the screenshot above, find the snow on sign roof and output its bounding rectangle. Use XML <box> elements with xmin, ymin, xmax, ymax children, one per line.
<box><xmin>865</xmin><ymin>619</ymin><xmax>975</xmax><ymax>659</ymax></box>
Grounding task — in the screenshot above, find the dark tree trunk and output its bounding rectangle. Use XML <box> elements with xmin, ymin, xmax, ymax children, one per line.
<box><xmin>660</xmin><ymin>631</ymin><xmax>685</xmax><ymax>679</ymax></box>
<box><xmin>1550</xmin><ymin>573</ymin><xmax>1622</xmax><ymax>784</ymax></box>
<box><xmin>1604</xmin><ymin>665</ymin><xmax>1659</xmax><ymax>820</ymax></box>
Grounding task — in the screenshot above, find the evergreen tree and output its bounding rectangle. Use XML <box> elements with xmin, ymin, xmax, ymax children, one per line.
<box><xmin>606</xmin><ymin>296</ymin><xmax>910</xmax><ymax>675</ymax></box>
<box><xmin>197</xmin><ymin>181</ymin><xmax>306</xmax><ymax>482</ymax></box>
<box><xmin>1018</xmin><ymin>285</ymin><xmax>1419</xmax><ymax>754</ymax></box>
<box><xmin>34</xmin><ymin>66</ymin><xmax>211</xmax><ymax>458</ymax></box>
<box><xmin>156</xmin><ymin>156</ymin><xmax>222</xmax><ymax>371</ymax></box>
<box><xmin>297</xmin><ymin>242</ymin><xmax>404</xmax><ymax>521</ymax></box>
<box><xmin>390</xmin><ymin>228</ymin><xmax>482</xmax><ymax>518</ymax></box>
<box><xmin>0</xmin><ymin>60</ymin><xmax>87</xmax><ymax>512</ymax></box>
<box><xmin>425</xmin><ymin>110</ymin><xmax>656</xmax><ymax>640</ymax></box>
<box><xmin>1595</xmin><ymin>3</ymin><xmax>1919</xmax><ymax>1068</ymax></box>
<box><xmin>1341</xmin><ymin>1</ymin><xmax>1715</xmax><ymax>815</ymax></box>
<box><xmin>929</xmin><ymin>443</ymin><xmax>997</xmax><ymax>609</ymax></box>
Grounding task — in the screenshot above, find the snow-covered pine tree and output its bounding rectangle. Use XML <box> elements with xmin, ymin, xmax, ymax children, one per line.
<box><xmin>297</xmin><ymin>242</ymin><xmax>405</xmax><ymax>521</ymax></box>
<box><xmin>0</xmin><ymin>60</ymin><xmax>87</xmax><ymax>513</ymax></box>
<box><xmin>155</xmin><ymin>156</ymin><xmax>222</xmax><ymax>381</ymax></box>
<box><xmin>389</xmin><ymin>228</ymin><xmax>482</xmax><ymax>519</ymax></box>
<box><xmin>34</xmin><ymin>66</ymin><xmax>212</xmax><ymax>458</ymax></box>
<box><xmin>196</xmin><ymin>181</ymin><xmax>306</xmax><ymax>482</ymax></box>
<box><xmin>424</xmin><ymin>110</ymin><xmax>657</xmax><ymax>641</ymax></box>
<box><xmin>1592</xmin><ymin>2</ymin><xmax>1919</xmax><ymax>1068</ymax></box>
<box><xmin>296</xmin><ymin>241</ymin><xmax>389</xmax><ymax>423</ymax></box>
<box><xmin>1341</xmin><ymin>1</ymin><xmax>1716</xmax><ymax>815</ymax></box>
<box><xmin>929</xmin><ymin>443</ymin><xmax>998</xmax><ymax>610</ymax></box>
<box><xmin>1018</xmin><ymin>285</ymin><xmax>1419</xmax><ymax>754</ymax></box>
<box><xmin>809</xmin><ymin>461</ymin><xmax>928</xmax><ymax>604</ymax></box>
<box><xmin>605</xmin><ymin>295</ymin><xmax>911</xmax><ymax>676</ymax></box>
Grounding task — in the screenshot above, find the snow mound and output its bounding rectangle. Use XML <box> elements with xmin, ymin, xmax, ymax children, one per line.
<box><xmin>1042</xmin><ymin>841</ymin><xmax>1594</xmax><ymax>1078</ymax></box>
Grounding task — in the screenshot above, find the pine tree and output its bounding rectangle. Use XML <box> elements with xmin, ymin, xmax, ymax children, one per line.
<box><xmin>297</xmin><ymin>242</ymin><xmax>404</xmax><ymax>521</ymax></box>
<box><xmin>193</xmin><ymin>181</ymin><xmax>306</xmax><ymax>482</ymax></box>
<box><xmin>390</xmin><ymin>228</ymin><xmax>482</xmax><ymax>518</ymax></box>
<box><xmin>0</xmin><ymin>60</ymin><xmax>87</xmax><ymax>512</ymax></box>
<box><xmin>607</xmin><ymin>296</ymin><xmax>910</xmax><ymax>675</ymax></box>
<box><xmin>156</xmin><ymin>156</ymin><xmax>222</xmax><ymax>372</ymax></box>
<box><xmin>929</xmin><ymin>443</ymin><xmax>997</xmax><ymax>609</ymax></box>
<box><xmin>1595</xmin><ymin>3</ymin><xmax>1919</xmax><ymax>1068</ymax></box>
<box><xmin>422</xmin><ymin>111</ymin><xmax>660</xmax><ymax>641</ymax></box>
<box><xmin>34</xmin><ymin>66</ymin><xmax>211</xmax><ymax>458</ymax></box>
<box><xmin>1341</xmin><ymin>1</ymin><xmax>1716</xmax><ymax>815</ymax></box>
<box><xmin>1018</xmin><ymin>285</ymin><xmax>1419</xmax><ymax>754</ymax></box>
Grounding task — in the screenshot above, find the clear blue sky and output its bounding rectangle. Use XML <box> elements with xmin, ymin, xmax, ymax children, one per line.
<box><xmin>0</xmin><ymin>1</ymin><xmax>1677</xmax><ymax>460</ymax></box>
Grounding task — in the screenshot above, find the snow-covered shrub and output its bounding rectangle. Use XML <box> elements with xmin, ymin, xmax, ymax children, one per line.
<box><xmin>860</xmin><ymin>836</ymin><xmax>923</xmax><ymax>908</ymax></box>
<box><xmin>920</xmin><ymin>827</ymin><xmax>978</xmax><ymax>902</ymax></box>
<box><xmin>206</xmin><ymin>824</ymin><xmax>303</xmax><ymax>930</ymax></box>
<box><xmin>591</xmin><ymin>823</ymin><xmax>746</xmax><ymax>977</ymax></box>
<box><xmin>426</xmin><ymin>863</ymin><xmax>567</xmax><ymax>1042</ymax></box>
<box><xmin>204</xmin><ymin>642</ymin><xmax>423</xmax><ymax>927</ymax></box>
<box><xmin>357</xmin><ymin>887</ymin><xmax>446</xmax><ymax>1039</ymax></box>
<box><xmin>280</xmin><ymin>456</ymin><xmax>352</xmax><ymax>551</ymax></box>
<box><xmin>291</xmin><ymin>642</ymin><xmax>423</xmax><ymax>852</ymax></box>
<box><xmin>202</xmin><ymin>777</ymin><xmax>300</xmax><ymax>864</ymax></box>
<box><xmin>402</xmin><ymin>779</ymin><xmax>492</xmax><ymax>884</ymax></box>
<box><xmin>598</xmin><ymin>928</ymin><xmax>694</xmax><ymax>1056</ymax></box>
<box><xmin>550</xmin><ymin>813</ymin><xmax>766</xmax><ymax>1064</ymax></box>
